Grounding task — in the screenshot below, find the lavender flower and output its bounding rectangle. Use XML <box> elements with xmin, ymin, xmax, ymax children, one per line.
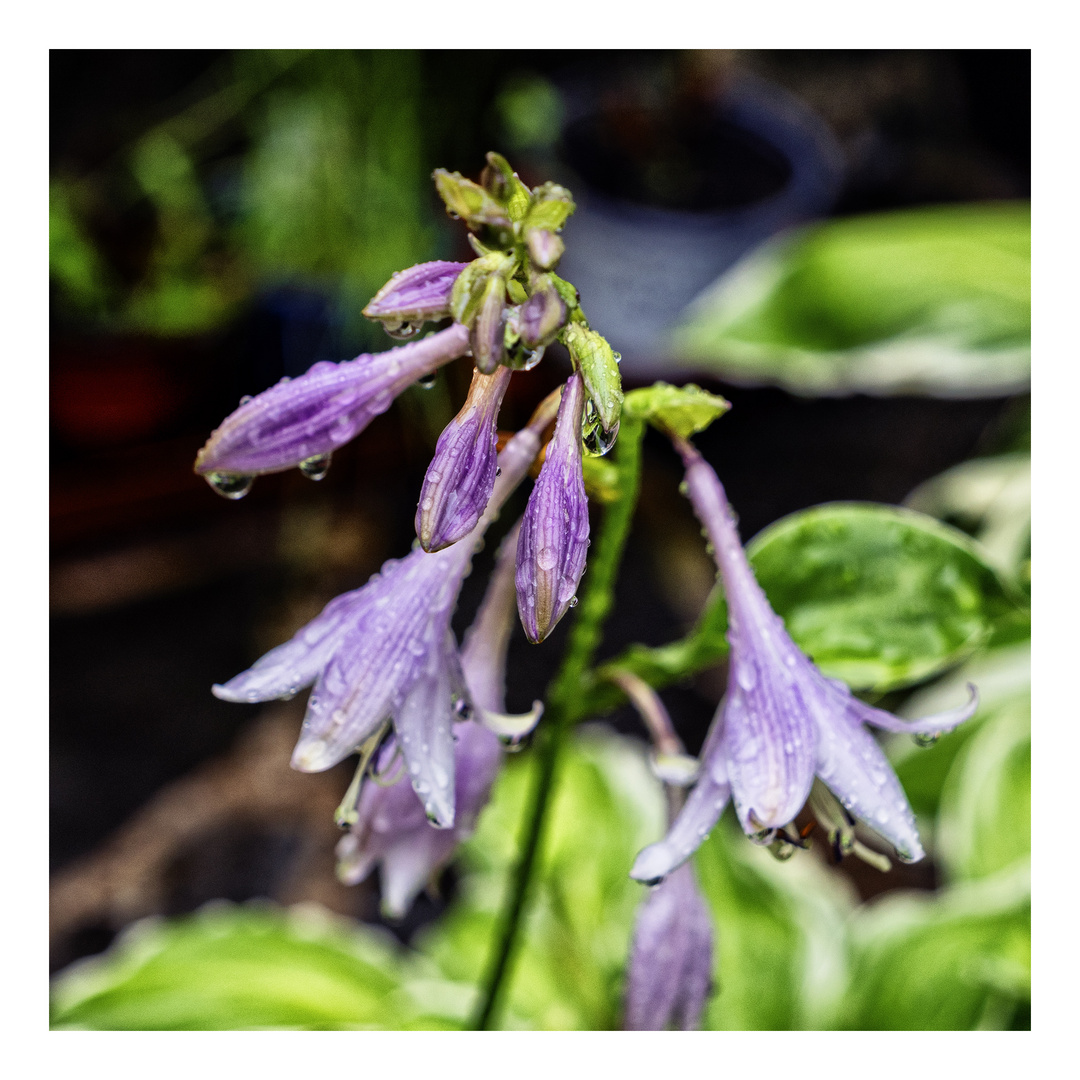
<box><xmin>416</xmin><ymin>365</ymin><xmax>513</xmax><ymax>552</ymax></box>
<box><xmin>335</xmin><ymin>521</ymin><xmax>531</xmax><ymax>916</ymax></box>
<box><xmin>516</xmin><ymin>371</ymin><xmax>590</xmax><ymax>643</ymax></box>
<box><xmin>194</xmin><ymin>323</ymin><xmax>470</xmax><ymax>487</ymax></box>
<box><xmin>630</xmin><ymin>443</ymin><xmax>978</xmax><ymax>883</ymax></box>
<box><xmin>624</xmin><ymin>863</ymin><xmax>714</xmax><ymax>1030</ymax></box>
<box><xmin>361</xmin><ymin>261</ymin><xmax>469</xmax><ymax>335</ymax></box>
<box><xmin>213</xmin><ymin>407</ymin><xmax>555</xmax><ymax>827</ymax></box>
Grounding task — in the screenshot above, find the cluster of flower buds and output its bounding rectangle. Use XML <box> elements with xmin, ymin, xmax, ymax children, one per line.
<box><xmin>202</xmin><ymin>154</ymin><xmax>629</xmax><ymax>915</ymax></box>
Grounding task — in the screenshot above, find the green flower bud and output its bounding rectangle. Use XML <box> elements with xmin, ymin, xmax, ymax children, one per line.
<box><xmin>481</xmin><ymin>152</ymin><xmax>531</xmax><ymax>221</ymax></box>
<box><xmin>563</xmin><ymin>323</ymin><xmax>623</xmax><ymax>433</ymax></box>
<box><xmin>433</xmin><ymin>169</ymin><xmax>512</xmax><ymax>230</ymax></box>
<box><xmin>471</xmin><ymin>273</ymin><xmax>508</xmax><ymax>374</ymax></box>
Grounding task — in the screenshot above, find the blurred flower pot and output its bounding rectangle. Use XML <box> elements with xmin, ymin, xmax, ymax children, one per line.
<box><xmin>555</xmin><ymin>70</ymin><xmax>844</xmax><ymax>374</ymax></box>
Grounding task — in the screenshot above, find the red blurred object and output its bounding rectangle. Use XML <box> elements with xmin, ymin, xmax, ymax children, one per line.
<box><xmin>51</xmin><ymin>338</ymin><xmax>189</xmax><ymax>447</ymax></box>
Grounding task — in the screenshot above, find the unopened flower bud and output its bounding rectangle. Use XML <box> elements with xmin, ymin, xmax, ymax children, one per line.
<box><xmin>417</xmin><ymin>366</ymin><xmax>513</xmax><ymax>551</ymax></box>
<box><xmin>564</xmin><ymin>323</ymin><xmax>623</xmax><ymax>434</ymax></box>
<box><xmin>518</xmin><ymin>279</ymin><xmax>567</xmax><ymax>348</ymax></box>
<box><xmin>526</xmin><ymin>228</ymin><xmax>565</xmax><ymax>270</ymax></box>
<box><xmin>433</xmin><ymin>168</ymin><xmax>511</xmax><ymax>230</ymax></box>
<box><xmin>515</xmin><ymin>372</ymin><xmax>590</xmax><ymax>643</ymax></box>
<box><xmin>362</xmin><ymin>261</ymin><xmax>468</xmax><ymax>332</ymax></box>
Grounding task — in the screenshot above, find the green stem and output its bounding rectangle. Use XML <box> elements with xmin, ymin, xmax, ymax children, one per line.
<box><xmin>471</xmin><ymin>416</ymin><xmax>645</xmax><ymax>1030</ymax></box>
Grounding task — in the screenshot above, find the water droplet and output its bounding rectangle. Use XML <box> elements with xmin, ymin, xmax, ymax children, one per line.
<box><xmin>495</xmin><ymin>467</ymin><xmax>502</xmax><ymax>477</ymax></box>
<box><xmin>913</xmin><ymin>731</ymin><xmax>940</xmax><ymax>748</ymax></box>
<box><xmin>239</xmin><ymin>394</ymin><xmax>253</xmax><ymax>405</ymax></box>
<box><xmin>206</xmin><ymin>472</ymin><xmax>254</xmax><ymax>500</ymax></box>
<box><xmin>735</xmin><ymin>663</ymin><xmax>758</xmax><ymax>692</ymax></box>
<box><xmin>453</xmin><ymin>698</ymin><xmax>473</xmax><ymax>720</ymax></box>
<box><xmin>416</xmin><ymin>371</ymin><xmax>439</xmax><ymax>389</ymax></box>
<box><xmin>612</xmin><ymin>352</ymin><xmax>622</xmax><ymax>365</ymax></box>
<box><xmin>678</xmin><ymin>481</ymin><xmax>689</xmax><ymax>496</ymax></box>
<box><xmin>536</xmin><ymin>547</ymin><xmax>557</xmax><ymax>571</ymax></box>
<box><xmin>581</xmin><ymin>398</ymin><xmax>620</xmax><ymax>457</ymax></box>
<box><xmin>386</xmin><ymin>320</ymin><xmax>426</xmax><ymax>341</ymax></box>
<box><xmin>432</xmin><ymin>762</ymin><xmax>450</xmax><ymax>789</ymax></box>
<box><xmin>299</xmin><ymin>453</ymin><xmax>332</xmax><ymax>481</ymax></box>
<box><xmin>568</xmin><ymin>595</ymin><xmax>578</xmax><ymax>608</ymax></box>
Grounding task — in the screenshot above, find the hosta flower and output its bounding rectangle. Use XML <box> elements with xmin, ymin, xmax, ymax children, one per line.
<box><xmin>335</xmin><ymin>521</ymin><xmax>530</xmax><ymax>916</ymax></box>
<box><xmin>361</xmin><ymin>260</ymin><xmax>468</xmax><ymax>335</ymax></box>
<box><xmin>214</xmin><ymin>411</ymin><xmax>553</xmax><ymax>827</ymax></box>
<box><xmin>416</xmin><ymin>365</ymin><xmax>513</xmax><ymax>552</ymax></box>
<box><xmin>630</xmin><ymin>442</ymin><xmax>978</xmax><ymax>884</ymax></box>
<box><xmin>516</xmin><ymin>371</ymin><xmax>590</xmax><ymax>643</ymax></box>
<box><xmin>195</xmin><ymin>323</ymin><xmax>470</xmax><ymax>488</ymax></box>
<box><xmin>624</xmin><ymin>863</ymin><xmax>714</xmax><ymax>1030</ymax></box>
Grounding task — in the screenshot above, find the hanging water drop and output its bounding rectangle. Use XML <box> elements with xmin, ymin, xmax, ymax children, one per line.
<box><xmin>568</xmin><ymin>595</ymin><xmax>578</xmax><ymax>608</ymax></box>
<box><xmin>299</xmin><ymin>453</ymin><xmax>332</xmax><ymax>481</ymax></box>
<box><xmin>913</xmin><ymin>731</ymin><xmax>940</xmax><ymax>748</ymax></box>
<box><xmin>239</xmin><ymin>394</ymin><xmax>253</xmax><ymax>405</ymax></box>
<box><xmin>206</xmin><ymin>472</ymin><xmax>254</xmax><ymax>500</ymax></box>
<box><xmin>386</xmin><ymin>320</ymin><xmax>426</xmax><ymax>341</ymax></box>
<box><xmin>416</xmin><ymin>371</ymin><xmax>439</xmax><ymax>389</ymax></box>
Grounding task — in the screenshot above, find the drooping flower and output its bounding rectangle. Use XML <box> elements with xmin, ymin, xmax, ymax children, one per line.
<box><xmin>609</xmin><ymin>670</ymin><xmax>714</xmax><ymax>1031</ymax></box>
<box><xmin>416</xmin><ymin>365</ymin><xmax>513</xmax><ymax>552</ymax></box>
<box><xmin>630</xmin><ymin>442</ymin><xmax>979</xmax><ymax>884</ymax></box>
<box><xmin>516</xmin><ymin>371</ymin><xmax>590</xmax><ymax>643</ymax></box>
<box><xmin>335</xmin><ymin>521</ymin><xmax>532</xmax><ymax>916</ymax></box>
<box><xmin>194</xmin><ymin>323</ymin><xmax>470</xmax><ymax>487</ymax></box>
<box><xmin>361</xmin><ymin>260</ymin><xmax>469</xmax><ymax>336</ymax></box>
<box><xmin>213</xmin><ymin>404</ymin><xmax>557</xmax><ymax>826</ymax></box>
<box><xmin>624</xmin><ymin>863</ymin><xmax>714</xmax><ymax>1030</ymax></box>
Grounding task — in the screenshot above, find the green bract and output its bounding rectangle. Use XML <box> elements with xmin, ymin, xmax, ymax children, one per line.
<box><xmin>669</xmin><ymin>202</ymin><xmax>1030</xmax><ymax>398</ymax></box>
<box><xmin>623</xmin><ymin>382</ymin><xmax>732</xmax><ymax>439</ymax></box>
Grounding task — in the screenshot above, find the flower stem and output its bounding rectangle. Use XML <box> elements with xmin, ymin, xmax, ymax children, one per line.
<box><xmin>471</xmin><ymin>417</ymin><xmax>645</xmax><ymax>1030</ymax></box>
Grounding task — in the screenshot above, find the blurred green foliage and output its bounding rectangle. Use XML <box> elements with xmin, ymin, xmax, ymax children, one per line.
<box><xmin>669</xmin><ymin>203</ymin><xmax>1031</xmax><ymax>398</ymax></box>
<box><xmin>50</xmin><ymin>50</ymin><xmax>437</xmax><ymax>347</ymax></box>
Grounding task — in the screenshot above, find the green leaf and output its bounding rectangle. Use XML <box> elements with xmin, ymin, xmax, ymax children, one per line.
<box><xmin>905</xmin><ymin>452</ymin><xmax>1031</xmax><ymax>596</ymax></box>
<box><xmin>936</xmin><ymin>692</ymin><xmax>1030</xmax><ymax>883</ymax></box>
<box><xmin>837</xmin><ymin>863</ymin><xmax>1030</xmax><ymax>1029</ymax></box>
<box><xmin>563</xmin><ymin>324</ymin><xmax>623</xmax><ymax>431</ymax></box>
<box><xmin>49</xmin><ymin>903</ymin><xmax>438</xmax><ymax>1030</ymax></box>
<box><xmin>669</xmin><ymin>202</ymin><xmax>1030</xmax><ymax>398</ymax></box>
<box><xmin>622</xmin><ymin>382</ymin><xmax>732</xmax><ymax>439</ymax></box>
<box><xmin>746</xmin><ymin>503</ymin><xmax>1016</xmax><ymax>691</ymax></box>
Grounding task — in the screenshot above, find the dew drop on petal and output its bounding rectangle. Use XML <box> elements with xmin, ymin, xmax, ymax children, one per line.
<box><xmin>206</xmin><ymin>472</ymin><xmax>254</xmax><ymax>500</ymax></box>
<box><xmin>537</xmin><ymin>547</ymin><xmax>558</xmax><ymax>571</ymax></box>
<box><xmin>299</xmin><ymin>453</ymin><xmax>332</xmax><ymax>481</ymax></box>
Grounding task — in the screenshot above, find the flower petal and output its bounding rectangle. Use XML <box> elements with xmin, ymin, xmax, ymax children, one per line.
<box><xmin>393</xmin><ymin>640</ymin><xmax>457</xmax><ymax>828</ymax></box>
<box><xmin>850</xmin><ymin>683</ymin><xmax>979</xmax><ymax>736</ymax></box>
<box><xmin>813</xmin><ymin>708</ymin><xmax>925</xmax><ymax>862</ymax></box>
<box><xmin>630</xmin><ymin>761</ymin><xmax>731</xmax><ymax>883</ymax></box>
<box><xmin>212</xmin><ymin>588</ymin><xmax>366</xmax><ymax>703</ymax></box>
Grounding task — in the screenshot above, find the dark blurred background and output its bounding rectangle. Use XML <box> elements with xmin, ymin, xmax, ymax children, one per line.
<box><xmin>49</xmin><ymin>49</ymin><xmax>1030</xmax><ymax>973</ymax></box>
